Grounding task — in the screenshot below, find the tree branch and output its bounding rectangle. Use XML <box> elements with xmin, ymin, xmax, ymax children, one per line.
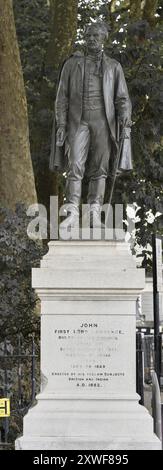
<box><xmin>130</xmin><ymin>0</ymin><xmax>142</xmax><ymax>20</ymax></box>
<box><xmin>143</xmin><ymin>0</ymin><xmax>159</xmax><ymax>27</ymax></box>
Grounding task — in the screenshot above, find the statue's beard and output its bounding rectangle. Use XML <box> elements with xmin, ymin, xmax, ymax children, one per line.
<box><xmin>86</xmin><ymin>42</ymin><xmax>103</xmax><ymax>54</ymax></box>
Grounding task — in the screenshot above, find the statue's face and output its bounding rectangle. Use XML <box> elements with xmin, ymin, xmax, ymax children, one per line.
<box><xmin>85</xmin><ymin>28</ymin><xmax>104</xmax><ymax>52</ymax></box>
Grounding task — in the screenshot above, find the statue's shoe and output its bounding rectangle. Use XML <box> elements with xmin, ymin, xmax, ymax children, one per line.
<box><xmin>90</xmin><ymin>208</ymin><xmax>106</xmax><ymax>229</ymax></box>
<box><xmin>59</xmin><ymin>207</ymin><xmax>79</xmax><ymax>232</ymax></box>
<box><xmin>60</xmin><ymin>213</ymin><xmax>79</xmax><ymax>229</ymax></box>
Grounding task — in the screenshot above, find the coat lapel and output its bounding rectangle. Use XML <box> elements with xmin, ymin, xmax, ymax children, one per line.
<box><xmin>75</xmin><ymin>52</ymin><xmax>113</xmax><ymax>88</ymax></box>
<box><xmin>77</xmin><ymin>58</ymin><xmax>85</xmax><ymax>82</ymax></box>
<box><xmin>73</xmin><ymin>51</ymin><xmax>85</xmax><ymax>82</ymax></box>
<box><xmin>102</xmin><ymin>53</ymin><xmax>114</xmax><ymax>86</ymax></box>
<box><xmin>102</xmin><ymin>53</ymin><xmax>117</xmax><ymax>142</ymax></box>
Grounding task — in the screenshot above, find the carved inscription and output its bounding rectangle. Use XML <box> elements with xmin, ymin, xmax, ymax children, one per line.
<box><xmin>50</xmin><ymin>317</ymin><xmax>126</xmax><ymax>391</ymax></box>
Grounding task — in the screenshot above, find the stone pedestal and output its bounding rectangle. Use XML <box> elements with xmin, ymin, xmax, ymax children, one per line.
<box><xmin>16</xmin><ymin>241</ymin><xmax>161</xmax><ymax>450</ymax></box>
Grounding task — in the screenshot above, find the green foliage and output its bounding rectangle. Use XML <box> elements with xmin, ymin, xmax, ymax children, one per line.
<box><xmin>13</xmin><ymin>0</ymin><xmax>50</xmax><ymax>173</ymax></box>
<box><xmin>0</xmin><ymin>204</ymin><xmax>46</xmax><ymax>340</ymax></box>
<box><xmin>13</xmin><ymin>0</ymin><xmax>49</xmax><ymax>99</ymax></box>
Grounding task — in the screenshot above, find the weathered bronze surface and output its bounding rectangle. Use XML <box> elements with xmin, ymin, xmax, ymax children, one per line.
<box><xmin>50</xmin><ymin>21</ymin><xmax>132</xmax><ymax>226</ymax></box>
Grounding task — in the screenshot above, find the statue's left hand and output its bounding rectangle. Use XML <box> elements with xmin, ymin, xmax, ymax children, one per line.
<box><xmin>119</xmin><ymin>118</ymin><xmax>132</xmax><ymax>140</ymax></box>
<box><xmin>120</xmin><ymin>127</ymin><xmax>131</xmax><ymax>140</ymax></box>
<box><xmin>56</xmin><ymin>126</ymin><xmax>66</xmax><ymax>147</ymax></box>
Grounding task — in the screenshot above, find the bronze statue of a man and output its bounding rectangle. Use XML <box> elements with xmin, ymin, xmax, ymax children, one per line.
<box><xmin>50</xmin><ymin>21</ymin><xmax>132</xmax><ymax>227</ymax></box>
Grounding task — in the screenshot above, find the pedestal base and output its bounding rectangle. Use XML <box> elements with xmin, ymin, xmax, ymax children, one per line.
<box><xmin>15</xmin><ymin>241</ymin><xmax>161</xmax><ymax>450</ymax></box>
<box><xmin>16</xmin><ymin>438</ymin><xmax>160</xmax><ymax>451</ymax></box>
<box><xmin>16</xmin><ymin>395</ymin><xmax>161</xmax><ymax>450</ymax></box>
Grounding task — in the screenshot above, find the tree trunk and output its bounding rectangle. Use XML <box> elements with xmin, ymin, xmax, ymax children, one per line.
<box><xmin>48</xmin><ymin>0</ymin><xmax>78</xmax><ymax>70</ymax></box>
<box><xmin>32</xmin><ymin>0</ymin><xmax>78</xmax><ymax>208</ymax></box>
<box><xmin>130</xmin><ymin>0</ymin><xmax>142</xmax><ymax>19</ymax></box>
<box><xmin>0</xmin><ymin>0</ymin><xmax>37</xmax><ymax>210</ymax></box>
<box><xmin>143</xmin><ymin>0</ymin><xmax>158</xmax><ymax>27</ymax></box>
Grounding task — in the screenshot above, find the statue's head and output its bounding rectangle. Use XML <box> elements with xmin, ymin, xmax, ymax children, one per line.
<box><xmin>84</xmin><ymin>21</ymin><xmax>109</xmax><ymax>52</ymax></box>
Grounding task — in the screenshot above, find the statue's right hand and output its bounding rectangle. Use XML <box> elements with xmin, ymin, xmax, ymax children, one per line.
<box><xmin>56</xmin><ymin>127</ymin><xmax>66</xmax><ymax>147</ymax></box>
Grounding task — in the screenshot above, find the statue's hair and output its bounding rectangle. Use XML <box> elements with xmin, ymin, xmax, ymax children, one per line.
<box><xmin>85</xmin><ymin>20</ymin><xmax>110</xmax><ymax>40</ymax></box>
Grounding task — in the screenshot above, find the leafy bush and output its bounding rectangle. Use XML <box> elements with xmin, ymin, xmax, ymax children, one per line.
<box><xmin>0</xmin><ymin>204</ymin><xmax>47</xmax><ymax>340</ymax></box>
